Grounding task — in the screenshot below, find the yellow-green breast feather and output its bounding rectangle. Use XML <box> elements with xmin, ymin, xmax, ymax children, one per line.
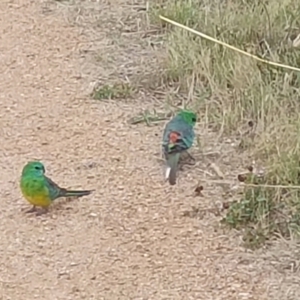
<box><xmin>21</xmin><ymin>176</ymin><xmax>52</xmax><ymax>208</ymax></box>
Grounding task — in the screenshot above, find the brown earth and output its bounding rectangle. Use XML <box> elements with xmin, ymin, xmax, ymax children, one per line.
<box><xmin>0</xmin><ymin>1</ymin><xmax>299</xmax><ymax>299</ymax></box>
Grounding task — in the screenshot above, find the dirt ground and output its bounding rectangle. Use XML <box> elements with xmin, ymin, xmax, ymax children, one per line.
<box><xmin>0</xmin><ymin>1</ymin><xmax>299</xmax><ymax>299</ymax></box>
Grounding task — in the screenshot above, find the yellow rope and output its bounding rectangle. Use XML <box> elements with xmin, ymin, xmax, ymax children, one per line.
<box><xmin>159</xmin><ymin>15</ymin><xmax>300</xmax><ymax>72</ymax></box>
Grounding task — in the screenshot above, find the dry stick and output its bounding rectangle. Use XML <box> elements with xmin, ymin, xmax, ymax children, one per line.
<box><xmin>202</xmin><ymin>178</ymin><xmax>300</xmax><ymax>190</ymax></box>
<box><xmin>242</xmin><ymin>183</ymin><xmax>300</xmax><ymax>189</ymax></box>
<box><xmin>159</xmin><ymin>15</ymin><xmax>300</xmax><ymax>73</ymax></box>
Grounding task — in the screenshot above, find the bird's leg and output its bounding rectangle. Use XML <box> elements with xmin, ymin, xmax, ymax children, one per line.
<box><xmin>186</xmin><ymin>151</ymin><xmax>196</xmax><ymax>161</ymax></box>
<box><xmin>35</xmin><ymin>208</ymin><xmax>48</xmax><ymax>216</ymax></box>
<box><xmin>26</xmin><ymin>206</ymin><xmax>37</xmax><ymax>213</ymax></box>
<box><xmin>185</xmin><ymin>151</ymin><xmax>196</xmax><ymax>165</ymax></box>
<box><xmin>179</xmin><ymin>151</ymin><xmax>196</xmax><ymax>171</ymax></box>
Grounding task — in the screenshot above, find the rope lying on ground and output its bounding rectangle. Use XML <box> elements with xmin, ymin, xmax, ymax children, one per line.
<box><xmin>159</xmin><ymin>15</ymin><xmax>300</xmax><ymax>73</ymax></box>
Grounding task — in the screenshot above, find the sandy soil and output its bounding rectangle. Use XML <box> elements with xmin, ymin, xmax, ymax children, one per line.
<box><xmin>0</xmin><ymin>1</ymin><xmax>299</xmax><ymax>299</ymax></box>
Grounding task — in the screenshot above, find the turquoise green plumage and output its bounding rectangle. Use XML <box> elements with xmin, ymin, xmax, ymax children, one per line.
<box><xmin>162</xmin><ymin>110</ymin><xmax>197</xmax><ymax>185</ymax></box>
<box><xmin>20</xmin><ymin>161</ymin><xmax>93</xmax><ymax>214</ymax></box>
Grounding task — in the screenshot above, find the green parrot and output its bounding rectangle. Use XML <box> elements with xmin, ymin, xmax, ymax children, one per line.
<box><xmin>20</xmin><ymin>161</ymin><xmax>94</xmax><ymax>214</ymax></box>
<box><xmin>162</xmin><ymin>109</ymin><xmax>197</xmax><ymax>185</ymax></box>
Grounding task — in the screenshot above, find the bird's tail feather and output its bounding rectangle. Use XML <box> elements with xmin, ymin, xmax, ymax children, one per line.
<box><xmin>62</xmin><ymin>189</ymin><xmax>94</xmax><ymax>198</ymax></box>
<box><xmin>166</xmin><ymin>153</ymin><xmax>180</xmax><ymax>185</ymax></box>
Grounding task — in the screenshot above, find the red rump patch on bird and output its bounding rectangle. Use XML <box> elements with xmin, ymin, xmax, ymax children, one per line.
<box><xmin>169</xmin><ymin>131</ymin><xmax>180</xmax><ymax>143</ymax></box>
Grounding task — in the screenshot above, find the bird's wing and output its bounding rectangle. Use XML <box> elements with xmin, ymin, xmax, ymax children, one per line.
<box><xmin>44</xmin><ymin>175</ymin><xmax>64</xmax><ymax>200</ymax></box>
<box><xmin>180</xmin><ymin>125</ymin><xmax>195</xmax><ymax>148</ymax></box>
<box><xmin>163</xmin><ymin>119</ymin><xmax>195</xmax><ymax>154</ymax></box>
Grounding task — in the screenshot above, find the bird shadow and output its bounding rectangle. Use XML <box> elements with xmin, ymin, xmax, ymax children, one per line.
<box><xmin>21</xmin><ymin>197</ymin><xmax>79</xmax><ymax>217</ymax></box>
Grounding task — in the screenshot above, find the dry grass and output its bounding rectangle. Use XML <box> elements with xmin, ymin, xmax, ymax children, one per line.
<box><xmin>149</xmin><ymin>0</ymin><xmax>300</xmax><ymax>248</ymax></box>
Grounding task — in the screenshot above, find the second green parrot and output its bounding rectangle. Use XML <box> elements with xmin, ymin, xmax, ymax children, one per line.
<box><xmin>162</xmin><ymin>110</ymin><xmax>197</xmax><ymax>185</ymax></box>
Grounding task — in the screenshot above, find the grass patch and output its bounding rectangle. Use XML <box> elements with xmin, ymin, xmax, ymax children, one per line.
<box><xmin>92</xmin><ymin>83</ymin><xmax>135</xmax><ymax>100</ymax></box>
<box><xmin>222</xmin><ymin>170</ymin><xmax>300</xmax><ymax>249</ymax></box>
<box><xmin>128</xmin><ymin>109</ymin><xmax>173</xmax><ymax>126</ymax></box>
<box><xmin>151</xmin><ymin>0</ymin><xmax>300</xmax><ymax>248</ymax></box>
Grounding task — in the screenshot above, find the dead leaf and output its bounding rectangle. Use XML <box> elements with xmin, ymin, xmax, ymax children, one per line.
<box><xmin>222</xmin><ymin>202</ymin><xmax>230</xmax><ymax>209</ymax></box>
<box><xmin>238</xmin><ymin>174</ymin><xmax>247</xmax><ymax>182</ymax></box>
<box><xmin>194</xmin><ymin>184</ymin><xmax>204</xmax><ymax>196</ymax></box>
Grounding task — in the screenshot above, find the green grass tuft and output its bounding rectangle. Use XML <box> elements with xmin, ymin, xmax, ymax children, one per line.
<box><xmin>92</xmin><ymin>83</ymin><xmax>135</xmax><ymax>100</ymax></box>
<box><xmin>128</xmin><ymin>109</ymin><xmax>173</xmax><ymax>126</ymax></box>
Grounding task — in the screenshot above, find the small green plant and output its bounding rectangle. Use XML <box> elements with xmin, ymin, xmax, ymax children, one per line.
<box><xmin>222</xmin><ymin>171</ymin><xmax>300</xmax><ymax>249</ymax></box>
<box><xmin>222</xmin><ymin>172</ymin><xmax>276</xmax><ymax>249</ymax></box>
<box><xmin>92</xmin><ymin>83</ymin><xmax>135</xmax><ymax>100</ymax></box>
<box><xmin>128</xmin><ymin>109</ymin><xmax>173</xmax><ymax>126</ymax></box>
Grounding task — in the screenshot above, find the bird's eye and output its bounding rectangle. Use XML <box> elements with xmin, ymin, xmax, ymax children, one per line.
<box><xmin>35</xmin><ymin>166</ymin><xmax>40</xmax><ymax>170</ymax></box>
<box><xmin>192</xmin><ymin>117</ymin><xmax>196</xmax><ymax>122</ymax></box>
